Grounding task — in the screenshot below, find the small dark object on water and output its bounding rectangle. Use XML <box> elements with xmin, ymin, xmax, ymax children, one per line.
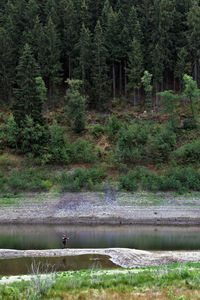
<box><xmin>62</xmin><ymin>235</ymin><xmax>69</xmax><ymax>248</ymax></box>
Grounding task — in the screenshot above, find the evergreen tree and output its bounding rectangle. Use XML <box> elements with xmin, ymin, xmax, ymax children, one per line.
<box><xmin>39</xmin><ymin>16</ymin><xmax>62</xmax><ymax>100</ymax></box>
<box><xmin>141</xmin><ymin>70</ymin><xmax>153</xmax><ymax>112</ymax></box>
<box><xmin>12</xmin><ymin>44</ymin><xmax>46</xmax><ymax>127</ymax></box>
<box><xmin>183</xmin><ymin>74</ymin><xmax>200</xmax><ymax>121</ymax></box>
<box><xmin>187</xmin><ymin>3</ymin><xmax>200</xmax><ymax>84</ymax></box>
<box><xmin>75</xmin><ymin>23</ymin><xmax>92</xmax><ymax>95</ymax></box>
<box><xmin>66</xmin><ymin>79</ymin><xmax>86</xmax><ymax>133</ymax></box>
<box><xmin>91</xmin><ymin>20</ymin><xmax>110</xmax><ymax>109</ymax></box>
<box><xmin>127</xmin><ymin>38</ymin><xmax>144</xmax><ymax>106</ymax></box>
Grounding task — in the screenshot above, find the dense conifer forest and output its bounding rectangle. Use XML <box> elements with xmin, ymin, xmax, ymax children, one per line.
<box><xmin>1</xmin><ymin>0</ymin><xmax>200</xmax><ymax>194</ymax></box>
<box><xmin>0</xmin><ymin>0</ymin><xmax>199</xmax><ymax>106</ymax></box>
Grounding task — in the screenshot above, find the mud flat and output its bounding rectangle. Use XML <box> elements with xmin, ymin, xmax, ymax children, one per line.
<box><xmin>1</xmin><ymin>248</ymin><xmax>200</xmax><ymax>268</ymax></box>
<box><xmin>0</xmin><ymin>192</ymin><xmax>200</xmax><ymax>225</ymax></box>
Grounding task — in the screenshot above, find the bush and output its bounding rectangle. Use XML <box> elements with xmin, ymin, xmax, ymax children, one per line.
<box><xmin>60</xmin><ymin>168</ymin><xmax>107</xmax><ymax>192</ymax></box>
<box><xmin>147</xmin><ymin>126</ymin><xmax>176</xmax><ymax>163</ymax></box>
<box><xmin>20</xmin><ymin>116</ymin><xmax>47</xmax><ymax>155</ymax></box>
<box><xmin>92</xmin><ymin>124</ymin><xmax>104</xmax><ymax>138</ymax></box>
<box><xmin>141</xmin><ymin>173</ymin><xmax>163</xmax><ymax>192</ymax></box>
<box><xmin>162</xmin><ymin>167</ymin><xmax>200</xmax><ymax>192</ymax></box>
<box><xmin>7</xmin><ymin>168</ymin><xmax>50</xmax><ymax>192</ymax></box>
<box><xmin>5</xmin><ymin>116</ymin><xmax>19</xmax><ymax>149</ymax></box>
<box><xmin>106</xmin><ymin>115</ymin><xmax>123</xmax><ymax>141</ymax></box>
<box><xmin>0</xmin><ymin>125</ymin><xmax>6</xmax><ymax>152</ymax></box>
<box><xmin>70</xmin><ymin>139</ymin><xmax>97</xmax><ymax>163</ymax></box>
<box><xmin>47</xmin><ymin>120</ymin><xmax>70</xmax><ymax>164</ymax></box>
<box><xmin>113</xmin><ymin>122</ymin><xmax>149</xmax><ymax>164</ymax></box>
<box><xmin>119</xmin><ymin>170</ymin><xmax>138</xmax><ymax>191</ymax></box>
<box><xmin>171</xmin><ymin>140</ymin><xmax>200</xmax><ymax>165</ymax></box>
<box><xmin>65</xmin><ymin>79</ymin><xmax>86</xmax><ymax>133</ymax></box>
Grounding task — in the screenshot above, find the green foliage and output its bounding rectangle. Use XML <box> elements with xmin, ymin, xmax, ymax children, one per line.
<box><xmin>119</xmin><ymin>170</ymin><xmax>138</xmax><ymax>191</ymax></box>
<box><xmin>172</xmin><ymin>140</ymin><xmax>200</xmax><ymax>164</ymax></box>
<box><xmin>5</xmin><ymin>117</ymin><xmax>19</xmax><ymax>149</ymax></box>
<box><xmin>147</xmin><ymin>126</ymin><xmax>176</xmax><ymax>163</ymax></box>
<box><xmin>141</xmin><ymin>71</ymin><xmax>153</xmax><ymax>112</ymax></box>
<box><xmin>92</xmin><ymin>124</ymin><xmax>104</xmax><ymax>138</ymax></box>
<box><xmin>66</xmin><ymin>79</ymin><xmax>86</xmax><ymax>133</ymax></box>
<box><xmin>70</xmin><ymin>139</ymin><xmax>97</xmax><ymax>163</ymax></box>
<box><xmin>5</xmin><ymin>168</ymin><xmax>51</xmax><ymax>192</ymax></box>
<box><xmin>182</xmin><ymin>74</ymin><xmax>200</xmax><ymax>121</ymax></box>
<box><xmin>47</xmin><ymin>120</ymin><xmax>70</xmax><ymax>163</ymax></box>
<box><xmin>60</xmin><ymin>168</ymin><xmax>106</xmax><ymax>192</ymax></box>
<box><xmin>19</xmin><ymin>116</ymin><xmax>47</xmax><ymax>155</ymax></box>
<box><xmin>106</xmin><ymin>115</ymin><xmax>123</xmax><ymax>141</ymax></box>
<box><xmin>159</xmin><ymin>90</ymin><xmax>180</xmax><ymax>129</ymax></box>
<box><xmin>113</xmin><ymin>122</ymin><xmax>149</xmax><ymax>164</ymax></box>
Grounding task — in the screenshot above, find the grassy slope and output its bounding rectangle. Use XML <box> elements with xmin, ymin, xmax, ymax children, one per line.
<box><xmin>1</xmin><ymin>263</ymin><xmax>200</xmax><ymax>299</ymax></box>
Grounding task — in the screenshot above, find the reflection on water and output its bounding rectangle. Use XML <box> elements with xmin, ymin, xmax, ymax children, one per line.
<box><xmin>0</xmin><ymin>254</ymin><xmax>117</xmax><ymax>276</ymax></box>
<box><xmin>0</xmin><ymin>224</ymin><xmax>200</xmax><ymax>251</ymax></box>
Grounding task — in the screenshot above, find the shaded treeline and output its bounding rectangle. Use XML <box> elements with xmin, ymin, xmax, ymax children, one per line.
<box><xmin>0</xmin><ymin>0</ymin><xmax>200</xmax><ymax>108</ymax></box>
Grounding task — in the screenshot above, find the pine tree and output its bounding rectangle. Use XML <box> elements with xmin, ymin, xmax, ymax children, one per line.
<box><xmin>127</xmin><ymin>38</ymin><xmax>144</xmax><ymax>106</ymax></box>
<box><xmin>66</xmin><ymin>79</ymin><xmax>86</xmax><ymax>133</ymax></box>
<box><xmin>187</xmin><ymin>3</ymin><xmax>200</xmax><ymax>84</ymax></box>
<box><xmin>59</xmin><ymin>0</ymin><xmax>79</xmax><ymax>79</ymax></box>
<box><xmin>39</xmin><ymin>16</ymin><xmax>62</xmax><ymax>100</ymax></box>
<box><xmin>75</xmin><ymin>23</ymin><xmax>92</xmax><ymax>95</ymax></box>
<box><xmin>91</xmin><ymin>20</ymin><xmax>110</xmax><ymax>109</ymax></box>
<box><xmin>12</xmin><ymin>44</ymin><xmax>46</xmax><ymax>127</ymax></box>
<box><xmin>141</xmin><ymin>70</ymin><xmax>153</xmax><ymax>112</ymax></box>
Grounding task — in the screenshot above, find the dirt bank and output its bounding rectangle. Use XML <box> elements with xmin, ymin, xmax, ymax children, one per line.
<box><xmin>0</xmin><ymin>192</ymin><xmax>200</xmax><ymax>225</ymax></box>
<box><xmin>1</xmin><ymin>248</ymin><xmax>200</xmax><ymax>268</ymax></box>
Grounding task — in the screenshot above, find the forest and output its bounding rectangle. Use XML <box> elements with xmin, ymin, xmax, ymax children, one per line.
<box><xmin>1</xmin><ymin>0</ymin><xmax>200</xmax><ymax>194</ymax></box>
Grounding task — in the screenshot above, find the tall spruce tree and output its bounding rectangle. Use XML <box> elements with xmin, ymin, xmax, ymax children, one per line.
<box><xmin>127</xmin><ymin>38</ymin><xmax>144</xmax><ymax>106</ymax></box>
<box><xmin>12</xmin><ymin>44</ymin><xmax>46</xmax><ymax>127</ymax></box>
<box><xmin>187</xmin><ymin>3</ymin><xmax>200</xmax><ymax>84</ymax></box>
<box><xmin>76</xmin><ymin>23</ymin><xmax>92</xmax><ymax>95</ymax></box>
<box><xmin>91</xmin><ymin>20</ymin><xmax>110</xmax><ymax>109</ymax></box>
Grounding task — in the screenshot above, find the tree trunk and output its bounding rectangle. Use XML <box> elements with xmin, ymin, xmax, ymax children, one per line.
<box><xmin>112</xmin><ymin>62</ymin><xmax>116</xmax><ymax>98</ymax></box>
<box><xmin>124</xmin><ymin>60</ymin><xmax>127</xmax><ymax>97</ymax></box>
<box><xmin>119</xmin><ymin>61</ymin><xmax>122</xmax><ymax>96</ymax></box>
<box><xmin>173</xmin><ymin>73</ymin><xmax>176</xmax><ymax>92</ymax></box>
<box><xmin>155</xmin><ymin>82</ymin><xmax>159</xmax><ymax>108</ymax></box>
<box><xmin>68</xmin><ymin>56</ymin><xmax>71</xmax><ymax>79</ymax></box>
<box><xmin>133</xmin><ymin>88</ymin><xmax>136</xmax><ymax>106</ymax></box>
<box><xmin>194</xmin><ymin>58</ymin><xmax>198</xmax><ymax>85</ymax></box>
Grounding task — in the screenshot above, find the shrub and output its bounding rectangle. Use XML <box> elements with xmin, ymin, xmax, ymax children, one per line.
<box><xmin>60</xmin><ymin>168</ymin><xmax>106</xmax><ymax>192</ymax></box>
<box><xmin>20</xmin><ymin>116</ymin><xmax>47</xmax><ymax>155</ymax></box>
<box><xmin>47</xmin><ymin>120</ymin><xmax>70</xmax><ymax>164</ymax></box>
<box><xmin>7</xmin><ymin>168</ymin><xmax>50</xmax><ymax>192</ymax></box>
<box><xmin>70</xmin><ymin>139</ymin><xmax>97</xmax><ymax>163</ymax></box>
<box><xmin>5</xmin><ymin>116</ymin><xmax>19</xmax><ymax>149</ymax></box>
<box><xmin>141</xmin><ymin>173</ymin><xmax>163</xmax><ymax>192</ymax></box>
<box><xmin>92</xmin><ymin>124</ymin><xmax>104</xmax><ymax>138</ymax></box>
<box><xmin>106</xmin><ymin>115</ymin><xmax>123</xmax><ymax>141</ymax></box>
<box><xmin>119</xmin><ymin>170</ymin><xmax>138</xmax><ymax>191</ymax></box>
<box><xmin>147</xmin><ymin>126</ymin><xmax>176</xmax><ymax>163</ymax></box>
<box><xmin>171</xmin><ymin>140</ymin><xmax>200</xmax><ymax>164</ymax></box>
<box><xmin>163</xmin><ymin>167</ymin><xmax>200</xmax><ymax>192</ymax></box>
<box><xmin>0</xmin><ymin>125</ymin><xmax>6</xmax><ymax>152</ymax></box>
<box><xmin>113</xmin><ymin>122</ymin><xmax>149</xmax><ymax>164</ymax></box>
<box><xmin>65</xmin><ymin>79</ymin><xmax>86</xmax><ymax>133</ymax></box>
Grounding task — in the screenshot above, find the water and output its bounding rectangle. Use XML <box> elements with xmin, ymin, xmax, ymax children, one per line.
<box><xmin>0</xmin><ymin>255</ymin><xmax>117</xmax><ymax>276</ymax></box>
<box><xmin>0</xmin><ymin>224</ymin><xmax>200</xmax><ymax>251</ymax></box>
<box><xmin>1</xmin><ymin>224</ymin><xmax>200</xmax><ymax>275</ymax></box>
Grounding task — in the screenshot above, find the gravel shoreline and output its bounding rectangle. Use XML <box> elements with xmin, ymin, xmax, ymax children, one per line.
<box><xmin>0</xmin><ymin>192</ymin><xmax>200</xmax><ymax>225</ymax></box>
<box><xmin>1</xmin><ymin>248</ymin><xmax>200</xmax><ymax>268</ymax></box>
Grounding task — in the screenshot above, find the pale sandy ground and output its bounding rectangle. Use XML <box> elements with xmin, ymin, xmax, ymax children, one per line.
<box><xmin>0</xmin><ymin>192</ymin><xmax>200</xmax><ymax>224</ymax></box>
<box><xmin>1</xmin><ymin>247</ymin><xmax>200</xmax><ymax>285</ymax></box>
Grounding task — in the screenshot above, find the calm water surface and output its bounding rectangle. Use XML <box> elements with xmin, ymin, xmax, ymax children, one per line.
<box><xmin>1</xmin><ymin>225</ymin><xmax>200</xmax><ymax>275</ymax></box>
<box><xmin>0</xmin><ymin>224</ymin><xmax>200</xmax><ymax>250</ymax></box>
